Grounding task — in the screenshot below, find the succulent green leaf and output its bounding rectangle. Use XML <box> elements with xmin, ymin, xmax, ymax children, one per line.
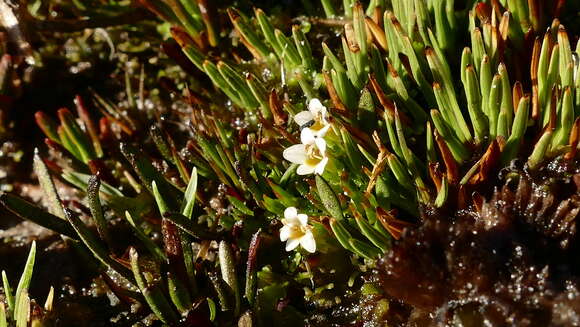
<box><xmin>219</xmin><ymin>241</ymin><xmax>240</xmax><ymax>315</ymax></box>
<box><xmin>315</xmin><ymin>175</ymin><xmax>344</xmax><ymax>221</ymax></box>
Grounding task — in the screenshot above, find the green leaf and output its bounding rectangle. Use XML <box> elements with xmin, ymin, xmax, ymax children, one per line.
<box><xmin>329</xmin><ymin>219</ymin><xmax>354</xmax><ymax>252</ymax></box>
<box><xmin>228</xmin><ymin>195</ymin><xmax>254</xmax><ymax>216</ymax></box>
<box><xmin>322</xmin><ymin>43</ymin><xmax>346</xmax><ymax>73</ymax></box>
<box><xmin>348</xmin><ymin>238</ymin><xmax>381</xmax><ymax>259</ymax></box>
<box><xmin>460</xmin><ymin>47</ymin><xmax>473</xmax><ymax>85</ymax></box>
<box><xmin>150</xmin><ymin>125</ymin><xmax>174</xmax><ymax>163</ymax></box>
<box><xmin>480</xmin><ymin>55</ymin><xmax>492</xmax><ymax>116</ymax></box>
<box><xmin>262</xmin><ymin>195</ymin><xmax>286</xmax><ymax>215</ymax></box>
<box><xmin>0</xmin><ymin>302</ymin><xmax>6</xmax><ymax>327</ymax></box>
<box><xmin>207</xmin><ymin>298</ymin><xmax>217</xmax><ymax>321</ymax></box>
<box><xmin>502</xmin><ymin>96</ymin><xmax>530</xmax><ymax>163</ymax></box>
<box><xmin>167</xmin><ymin>271</ymin><xmax>192</xmax><ymax>313</ymax></box>
<box><xmin>320</xmin><ymin>0</ymin><xmax>336</xmax><ymax>17</ymax></box>
<box><xmin>245</xmin><ymin>230</ymin><xmax>261</xmax><ymax>306</ymax></box>
<box><xmin>217</xmin><ymin>61</ymin><xmax>259</xmax><ymax>109</ymax></box>
<box><xmin>426</xmin><ymin>122</ymin><xmax>437</xmax><ymax>162</ymax></box>
<box><xmin>120</xmin><ymin>143</ymin><xmax>181</xmax><ymax>210</ymax></box>
<box><xmin>228</xmin><ymin>8</ymin><xmax>270</xmax><ymax>59</ymax></box>
<box><xmin>553</xmin><ymin>87</ymin><xmax>574</xmax><ymax>147</ymax></box>
<box><xmin>87</xmin><ymin>176</ymin><xmax>112</xmax><ymax>247</ymax></box>
<box><xmin>275</xmin><ymin>29</ymin><xmax>302</xmax><ymax>67</ymax></box>
<box><xmin>430</xmin><ymin>109</ymin><xmax>470</xmax><ymax>163</ymax></box>
<box><xmin>341</xmin><ymin>36</ymin><xmax>362</xmax><ymax>89</ymax></box>
<box><xmin>166</xmin><ymin>0</ymin><xmax>203</xmax><ymax>37</ymax></box>
<box><xmin>152</xmin><ymin>181</ymin><xmax>170</xmax><ymax>215</ymax></box>
<box><xmin>14</xmin><ymin>291</ymin><xmax>27</xmax><ymax>327</ymax></box>
<box><xmin>267</xmin><ymin>179</ymin><xmax>299</xmax><ymax>208</ymax></box>
<box><xmin>129</xmin><ymin>248</ymin><xmax>179</xmax><ymax>325</ymax></box>
<box><xmin>279</xmin><ymin>164</ymin><xmax>298</xmax><ymax>187</ymax></box>
<box><xmin>464</xmin><ymin>65</ymin><xmax>488</xmax><ymax>143</ymax></box>
<box><xmin>528</xmin><ymin>130</ymin><xmax>553</xmax><ymax>170</ymax></box>
<box><xmin>246</xmin><ymin>73</ymin><xmax>271</xmax><ymax>119</ymax></box>
<box><xmin>209</xmin><ymin>273</ymin><xmax>233</xmax><ymax>312</ymax></box>
<box><xmin>255</xmin><ymin>8</ymin><xmax>283</xmax><ymax>56</ymax></box>
<box><xmin>57</xmin><ymin>125</ymin><xmax>84</xmax><ymax>163</ymax></box>
<box><xmin>1</xmin><ymin>271</ymin><xmax>13</xmax><ymax>316</ymax></box>
<box><xmin>488</xmin><ymin>74</ymin><xmax>502</xmax><ymax>138</ymax></box>
<box><xmin>434</xmin><ymin>177</ymin><xmax>448</xmax><ymax>208</ymax></box>
<box><xmin>176</xmin><ymin>37</ymin><xmax>205</xmax><ymax>70</ymax></box>
<box><xmin>340</xmin><ymin>127</ymin><xmax>364</xmax><ymax>172</ymax></box>
<box><xmin>541</xmin><ymin>45</ymin><xmax>560</xmax><ymax>126</ymax></box>
<box><xmin>315</xmin><ymin>175</ymin><xmax>343</xmax><ymax>220</ymax></box>
<box><xmin>203</xmin><ymin>60</ymin><xmax>245</xmax><ymax>107</ymax></box>
<box><xmin>34</xmin><ymin>112</ymin><xmax>60</xmax><ymax>143</ymax></box>
<box><xmin>14</xmin><ymin>242</ymin><xmax>35</xmax><ymax>322</ymax></box>
<box><xmin>292</xmin><ymin>25</ymin><xmax>314</xmax><ymax>70</ymax></box>
<box><xmin>558</xmin><ymin>26</ymin><xmax>573</xmax><ymax>87</ymax></box>
<box><xmin>386</xmin><ymin>154</ymin><xmax>413</xmax><ymax>191</ymax></box>
<box><xmin>181</xmin><ymin>167</ymin><xmax>198</xmax><ymax>219</ymax></box>
<box><xmin>163</xmin><ymin>212</ymin><xmax>218</xmax><ymax>240</ymax></box>
<box><xmin>65</xmin><ymin>209</ymin><xmax>135</xmax><ymax>283</ymax></box>
<box><xmin>124</xmin><ymin>211</ymin><xmax>167</xmax><ymax>262</ymax></box>
<box><xmin>355</xmin><ymin>217</ymin><xmax>390</xmax><ymax>253</ymax></box>
<box><xmin>33</xmin><ymin>151</ymin><xmax>65</xmax><ymax>218</ymax></box>
<box><xmin>0</xmin><ymin>193</ymin><xmax>78</xmax><ymax>239</ymax></box>
<box><xmin>58</xmin><ymin>108</ymin><xmax>96</xmax><ymax>164</ymax></box>
<box><xmin>498</xmin><ymin>63</ymin><xmax>514</xmax><ymax>135</ymax></box>
<box><xmin>61</xmin><ymin>171</ymin><xmax>123</xmax><ymax>198</ymax></box>
<box><xmin>219</xmin><ymin>241</ymin><xmax>240</xmax><ymax>315</ymax></box>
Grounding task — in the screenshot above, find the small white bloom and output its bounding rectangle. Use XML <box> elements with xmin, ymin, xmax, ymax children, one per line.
<box><xmin>294</xmin><ymin>98</ymin><xmax>331</xmax><ymax>137</ymax></box>
<box><xmin>279</xmin><ymin>207</ymin><xmax>316</xmax><ymax>253</ymax></box>
<box><xmin>283</xmin><ymin>128</ymin><xmax>329</xmax><ymax>175</ymax></box>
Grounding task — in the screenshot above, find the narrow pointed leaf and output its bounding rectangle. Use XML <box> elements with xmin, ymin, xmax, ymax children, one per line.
<box><xmin>0</xmin><ymin>193</ymin><xmax>77</xmax><ymax>239</ymax></box>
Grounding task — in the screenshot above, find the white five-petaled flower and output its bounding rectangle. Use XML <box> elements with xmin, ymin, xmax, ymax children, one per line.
<box><xmin>294</xmin><ymin>98</ymin><xmax>331</xmax><ymax>137</ymax></box>
<box><xmin>283</xmin><ymin>128</ymin><xmax>329</xmax><ymax>175</ymax></box>
<box><xmin>279</xmin><ymin>207</ymin><xmax>316</xmax><ymax>253</ymax></box>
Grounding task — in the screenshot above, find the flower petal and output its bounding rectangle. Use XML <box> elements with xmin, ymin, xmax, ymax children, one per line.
<box><xmin>294</xmin><ymin>111</ymin><xmax>314</xmax><ymax>126</ymax></box>
<box><xmin>314</xmin><ymin>156</ymin><xmax>329</xmax><ymax>175</ymax></box>
<box><xmin>297</xmin><ymin>214</ymin><xmax>308</xmax><ymax>226</ymax></box>
<box><xmin>314</xmin><ymin>124</ymin><xmax>331</xmax><ymax>137</ymax></box>
<box><xmin>283</xmin><ymin>144</ymin><xmax>307</xmax><ymax>164</ymax></box>
<box><xmin>314</xmin><ymin>137</ymin><xmax>326</xmax><ymax>155</ymax></box>
<box><xmin>300</xmin><ymin>232</ymin><xmax>316</xmax><ymax>253</ymax></box>
<box><xmin>300</xmin><ymin>128</ymin><xmax>315</xmax><ymax>145</ymax></box>
<box><xmin>279</xmin><ymin>225</ymin><xmax>291</xmax><ymax>241</ymax></box>
<box><xmin>308</xmin><ymin>98</ymin><xmax>326</xmax><ymax>116</ymax></box>
<box><xmin>284</xmin><ymin>207</ymin><xmax>298</xmax><ymax>220</ymax></box>
<box><xmin>285</xmin><ymin>238</ymin><xmax>300</xmax><ymax>251</ymax></box>
<box><xmin>297</xmin><ymin>164</ymin><xmax>316</xmax><ymax>175</ymax></box>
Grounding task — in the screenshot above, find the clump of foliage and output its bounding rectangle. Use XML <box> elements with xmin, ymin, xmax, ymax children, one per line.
<box><xmin>2</xmin><ymin>0</ymin><xmax>580</xmax><ymax>325</ymax></box>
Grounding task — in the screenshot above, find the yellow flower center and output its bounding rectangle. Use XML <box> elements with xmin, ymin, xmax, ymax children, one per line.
<box><xmin>282</xmin><ymin>219</ymin><xmax>311</xmax><ymax>239</ymax></box>
<box><xmin>309</xmin><ymin>112</ymin><xmax>327</xmax><ymax>132</ymax></box>
<box><xmin>305</xmin><ymin>143</ymin><xmax>323</xmax><ymax>159</ymax></box>
<box><xmin>310</xmin><ymin>119</ymin><xmax>325</xmax><ymax>132</ymax></box>
<box><xmin>305</xmin><ymin>143</ymin><xmax>324</xmax><ymax>166</ymax></box>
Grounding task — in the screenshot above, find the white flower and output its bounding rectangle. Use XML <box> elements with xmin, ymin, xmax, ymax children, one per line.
<box><xmin>294</xmin><ymin>98</ymin><xmax>331</xmax><ymax>137</ymax></box>
<box><xmin>279</xmin><ymin>207</ymin><xmax>316</xmax><ymax>253</ymax></box>
<box><xmin>283</xmin><ymin>128</ymin><xmax>329</xmax><ymax>175</ymax></box>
